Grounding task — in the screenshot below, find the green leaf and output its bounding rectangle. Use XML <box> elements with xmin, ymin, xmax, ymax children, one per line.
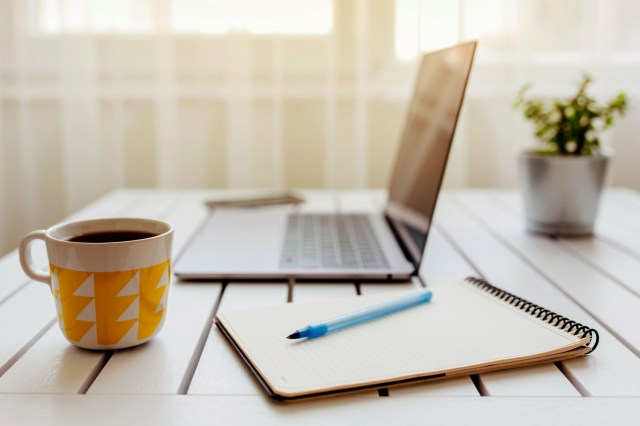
<box><xmin>514</xmin><ymin>73</ymin><xmax>629</xmax><ymax>156</ymax></box>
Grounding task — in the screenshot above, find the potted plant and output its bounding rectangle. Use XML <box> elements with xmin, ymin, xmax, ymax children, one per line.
<box><xmin>514</xmin><ymin>75</ymin><xmax>628</xmax><ymax>236</ymax></box>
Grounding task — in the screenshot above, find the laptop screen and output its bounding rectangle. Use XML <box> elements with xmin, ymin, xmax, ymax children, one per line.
<box><xmin>385</xmin><ymin>41</ymin><xmax>476</xmax><ymax>269</ymax></box>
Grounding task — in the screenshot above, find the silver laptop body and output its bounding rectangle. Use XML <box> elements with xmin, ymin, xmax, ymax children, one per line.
<box><xmin>174</xmin><ymin>41</ymin><xmax>477</xmax><ymax>281</ymax></box>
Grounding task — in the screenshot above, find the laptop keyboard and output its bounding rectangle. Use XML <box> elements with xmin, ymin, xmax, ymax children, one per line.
<box><xmin>280</xmin><ymin>214</ymin><xmax>390</xmax><ymax>269</ymax></box>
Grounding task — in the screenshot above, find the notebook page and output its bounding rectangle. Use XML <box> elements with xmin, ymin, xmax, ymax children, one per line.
<box><xmin>218</xmin><ymin>280</ymin><xmax>585</xmax><ymax>396</ymax></box>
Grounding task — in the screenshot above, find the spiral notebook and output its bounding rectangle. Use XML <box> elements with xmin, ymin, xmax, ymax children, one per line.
<box><xmin>215</xmin><ymin>277</ymin><xmax>599</xmax><ymax>401</ymax></box>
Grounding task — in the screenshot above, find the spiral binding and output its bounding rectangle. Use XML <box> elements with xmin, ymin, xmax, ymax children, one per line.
<box><xmin>464</xmin><ymin>276</ymin><xmax>599</xmax><ymax>353</ymax></box>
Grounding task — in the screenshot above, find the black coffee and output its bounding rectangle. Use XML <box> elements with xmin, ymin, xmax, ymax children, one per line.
<box><xmin>68</xmin><ymin>231</ymin><xmax>158</xmax><ymax>243</ymax></box>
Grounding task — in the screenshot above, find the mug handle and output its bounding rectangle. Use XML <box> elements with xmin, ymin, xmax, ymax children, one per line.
<box><xmin>19</xmin><ymin>230</ymin><xmax>51</xmax><ymax>285</ymax></box>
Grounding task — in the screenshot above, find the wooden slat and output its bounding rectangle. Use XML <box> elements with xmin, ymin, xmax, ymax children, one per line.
<box><xmin>335</xmin><ymin>190</ymin><xmax>386</xmax><ymax>212</ymax></box>
<box><xmin>603</xmin><ymin>189</ymin><xmax>640</xmax><ymax>220</ymax></box>
<box><xmin>187</xmin><ymin>284</ymin><xmax>289</xmax><ymax>395</ymax></box>
<box><xmin>391</xmin><ymin>377</ymin><xmax>481</xmax><ymax>397</ymax></box>
<box><xmin>583</xmin><ymin>191</ymin><xmax>640</xmax><ymax>259</ymax></box>
<box><xmin>208</xmin><ymin>285</ymin><xmax>289</xmax><ymax>314</ymax></box>
<box><xmin>449</xmin><ymin>191</ymin><xmax>640</xmax><ymax>396</ymax></box>
<box><xmin>0</xmin><ymin>251</ymin><xmax>30</xmax><ymax>303</ymax></box>
<box><xmin>164</xmin><ymin>191</ymin><xmax>210</xmax><ymax>258</ymax></box>
<box><xmin>292</xmin><ymin>283</ymin><xmax>357</xmax><ymax>302</ymax></box>
<box><xmin>3</xmin><ymin>394</ymin><xmax>638</xmax><ymax>425</ymax></box>
<box><xmin>419</xmin><ymin>226</ymin><xmax>477</xmax><ymax>285</ymax></box>
<box><xmin>594</xmin><ymin>217</ymin><xmax>640</xmax><ymax>260</ymax></box>
<box><xmin>115</xmin><ymin>190</ymin><xmax>182</xmax><ymax>220</ymax></box>
<box><xmin>359</xmin><ymin>280</ymin><xmax>422</xmax><ymax>294</ymax></box>
<box><xmin>557</xmin><ymin>232</ymin><xmax>640</xmax><ymax>298</ymax></box>
<box><xmin>0</xmin><ymin>283</ymin><xmax>56</xmax><ymax>376</ymax></box>
<box><xmin>493</xmin><ymin>191</ymin><xmax>640</xmax><ymax>297</ymax></box>
<box><xmin>601</xmin><ymin>192</ymin><xmax>640</xmax><ymax>232</ymax></box>
<box><xmin>65</xmin><ymin>189</ymin><xmax>147</xmax><ymax>221</ymax></box>
<box><xmin>0</xmin><ymin>326</ymin><xmax>104</xmax><ymax>393</ymax></box>
<box><xmin>475</xmin><ymin>365</ymin><xmax>579</xmax><ymax>396</ymax></box>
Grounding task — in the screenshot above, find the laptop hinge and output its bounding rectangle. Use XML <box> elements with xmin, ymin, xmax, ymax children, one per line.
<box><xmin>384</xmin><ymin>213</ymin><xmax>419</xmax><ymax>275</ymax></box>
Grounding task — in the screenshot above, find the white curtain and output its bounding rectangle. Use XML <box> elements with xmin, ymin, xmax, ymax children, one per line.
<box><xmin>2</xmin><ymin>0</ymin><xmax>640</xmax><ymax>255</ymax></box>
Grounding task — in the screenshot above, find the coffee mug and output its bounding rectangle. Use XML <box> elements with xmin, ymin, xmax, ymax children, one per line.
<box><xmin>19</xmin><ymin>218</ymin><xmax>173</xmax><ymax>350</ymax></box>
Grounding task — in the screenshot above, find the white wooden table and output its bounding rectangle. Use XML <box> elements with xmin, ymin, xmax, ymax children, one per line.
<box><xmin>1</xmin><ymin>189</ymin><xmax>640</xmax><ymax>425</ymax></box>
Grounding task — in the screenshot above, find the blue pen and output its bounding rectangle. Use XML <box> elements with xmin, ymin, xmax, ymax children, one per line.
<box><xmin>286</xmin><ymin>289</ymin><xmax>433</xmax><ymax>339</ymax></box>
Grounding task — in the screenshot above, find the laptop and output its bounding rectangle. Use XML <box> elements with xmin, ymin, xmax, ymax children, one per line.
<box><xmin>175</xmin><ymin>41</ymin><xmax>477</xmax><ymax>281</ymax></box>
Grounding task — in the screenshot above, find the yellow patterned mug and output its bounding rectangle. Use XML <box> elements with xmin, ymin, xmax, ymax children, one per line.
<box><xmin>19</xmin><ymin>218</ymin><xmax>173</xmax><ymax>350</ymax></box>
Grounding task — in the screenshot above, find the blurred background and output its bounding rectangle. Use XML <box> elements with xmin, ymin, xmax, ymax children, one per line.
<box><xmin>1</xmin><ymin>0</ymin><xmax>639</xmax><ymax>255</ymax></box>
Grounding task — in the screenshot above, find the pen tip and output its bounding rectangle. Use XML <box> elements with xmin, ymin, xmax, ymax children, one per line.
<box><xmin>286</xmin><ymin>332</ymin><xmax>301</xmax><ymax>340</ymax></box>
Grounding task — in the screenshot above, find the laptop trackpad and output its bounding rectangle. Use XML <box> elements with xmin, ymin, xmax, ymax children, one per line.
<box><xmin>175</xmin><ymin>209</ymin><xmax>286</xmax><ymax>275</ymax></box>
